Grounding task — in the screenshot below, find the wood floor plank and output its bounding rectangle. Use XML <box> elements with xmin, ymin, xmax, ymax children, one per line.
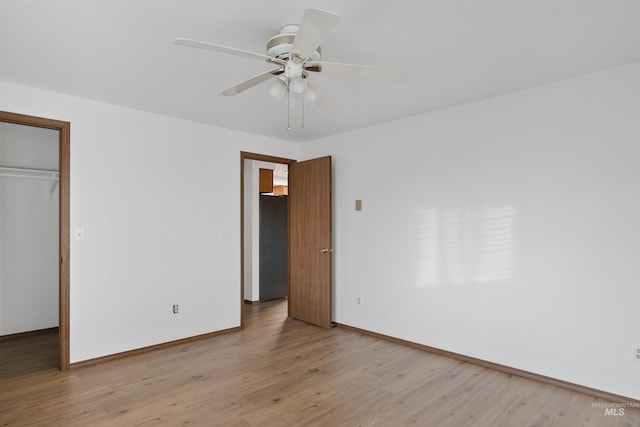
<box><xmin>1</xmin><ymin>299</ymin><xmax>638</xmax><ymax>426</ymax></box>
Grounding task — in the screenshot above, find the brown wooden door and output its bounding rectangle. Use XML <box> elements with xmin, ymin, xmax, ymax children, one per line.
<box><xmin>289</xmin><ymin>156</ymin><xmax>332</xmax><ymax>328</ymax></box>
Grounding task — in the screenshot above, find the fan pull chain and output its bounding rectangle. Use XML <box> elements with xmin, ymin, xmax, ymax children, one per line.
<box><xmin>286</xmin><ymin>84</ymin><xmax>291</xmax><ymax>131</ymax></box>
<box><xmin>301</xmin><ymin>98</ymin><xmax>305</xmax><ymax>128</ymax></box>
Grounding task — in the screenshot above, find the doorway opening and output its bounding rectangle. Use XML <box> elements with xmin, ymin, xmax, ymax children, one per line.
<box><xmin>240</xmin><ymin>152</ymin><xmax>295</xmax><ymax>327</ymax></box>
<box><xmin>0</xmin><ymin>111</ymin><xmax>70</xmax><ymax>371</ymax></box>
<box><xmin>240</xmin><ymin>152</ymin><xmax>333</xmax><ymax>329</ymax></box>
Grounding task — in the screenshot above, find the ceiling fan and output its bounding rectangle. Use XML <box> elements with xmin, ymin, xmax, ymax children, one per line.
<box><xmin>173</xmin><ymin>8</ymin><xmax>407</xmax><ymax>129</ymax></box>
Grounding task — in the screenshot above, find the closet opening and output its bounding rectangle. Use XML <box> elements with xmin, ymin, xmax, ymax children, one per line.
<box><xmin>0</xmin><ymin>111</ymin><xmax>70</xmax><ymax>371</ymax></box>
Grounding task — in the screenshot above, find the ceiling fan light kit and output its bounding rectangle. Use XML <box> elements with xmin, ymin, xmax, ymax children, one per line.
<box><xmin>173</xmin><ymin>8</ymin><xmax>406</xmax><ymax>131</ymax></box>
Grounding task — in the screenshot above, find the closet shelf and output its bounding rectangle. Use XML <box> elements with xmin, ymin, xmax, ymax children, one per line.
<box><xmin>0</xmin><ymin>165</ymin><xmax>59</xmax><ymax>181</ymax></box>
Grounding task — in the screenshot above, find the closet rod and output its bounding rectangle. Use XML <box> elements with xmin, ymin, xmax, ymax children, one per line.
<box><xmin>0</xmin><ymin>165</ymin><xmax>59</xmax><ymax>181</ymax></box>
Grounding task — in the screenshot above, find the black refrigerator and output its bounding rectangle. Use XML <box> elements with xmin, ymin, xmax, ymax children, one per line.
<box><xmin>259</xmin><ymin>195</ymin><xmax>288</xmax><ymax>301</ymax></box>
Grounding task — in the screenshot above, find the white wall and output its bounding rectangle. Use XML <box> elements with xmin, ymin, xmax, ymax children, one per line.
<box><xmin>0</xmin><ymin>81</ymin><xmax>299</xmax><ymax>362</ymax></box>
<box><xmin>301</xmin><ymin>63</ymin><xmax>640</xmax><ymax>400</ymax></box>
<box><xmin>0</xmin><ymin>123</ymin><xmax>59</xmax><ymax>335</ymax></box>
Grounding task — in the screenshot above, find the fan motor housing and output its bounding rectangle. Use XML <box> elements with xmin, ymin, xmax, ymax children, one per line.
<box><xmin>266</xmin><ymin>25</ymin><xmax>321</xmax><ymax>61</ymax></box>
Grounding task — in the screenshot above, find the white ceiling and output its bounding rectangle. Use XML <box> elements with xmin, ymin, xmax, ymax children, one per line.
<box><xmin>1</xmin><ymin>1</ymin><xmax>639</xmax><ymax>142</ymax></box>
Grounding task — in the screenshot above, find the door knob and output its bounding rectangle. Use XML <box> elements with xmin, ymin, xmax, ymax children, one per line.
<box><xmin>320</xmin><ymin>248</ymin><xmax>334</xmax><ymax>253</ymax></box>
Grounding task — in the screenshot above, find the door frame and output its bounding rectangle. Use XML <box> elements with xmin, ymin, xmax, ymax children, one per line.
<box><xmin>0</xmin><ymin>111</ymin><xmax>70</xmax><ymax>371</ymax></box>
<box><xmin>240</xmin><ymin>151</ymin><xmax>295</xmax><ymax>328</ymax></box>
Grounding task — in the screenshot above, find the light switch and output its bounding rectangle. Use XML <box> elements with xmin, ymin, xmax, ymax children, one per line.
<box><xmin>74</xmin><ymin>227</ymin><xmax>85</xmax><ymax>242</ymax></box>
<box><xmin>355</xmin><ymin>199</ymin><xmax>363</xmax><ymax>211</ymax></box>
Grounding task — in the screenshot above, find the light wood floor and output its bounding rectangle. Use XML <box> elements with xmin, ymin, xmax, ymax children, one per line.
<box><xmin>1</xmin><ymin>300</ymin><xmax>638</xmax><ymax>426</ymax></box>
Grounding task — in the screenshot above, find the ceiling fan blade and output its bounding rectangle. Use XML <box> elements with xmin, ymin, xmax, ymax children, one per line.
<box><xmin>222</xmin><ymin>68</ymin><xmax>284</xmax><ymax>96</ymax></box>
<box><xmin>291</xmin><ymin>9</ymin><xmax>340</xmax><ymax>62</ymax></box>
<box><xmin>306</xmin><ymin>61</ymin><xmax>408</xmax><ymax>82</ymax></box>
<box><xmin>173</xmin><ymin>38</ymin><xmax>286</xmax><ymax>66</ymax></box>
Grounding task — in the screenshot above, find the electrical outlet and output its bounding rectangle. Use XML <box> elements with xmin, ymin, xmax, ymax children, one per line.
<box><xmin>356</xmin><ymin>296</ymin><xmax>362</xmax><ymax>305</ymax></box>
<box><xmin>635</xmin><ymin>348</ymin><xmax>640</xmax><ymax>363</ymax></box>
<box><xmin>173</xmin><ymin>304</ymin><xmax>179</xmax><ymax>314</ymax></box>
